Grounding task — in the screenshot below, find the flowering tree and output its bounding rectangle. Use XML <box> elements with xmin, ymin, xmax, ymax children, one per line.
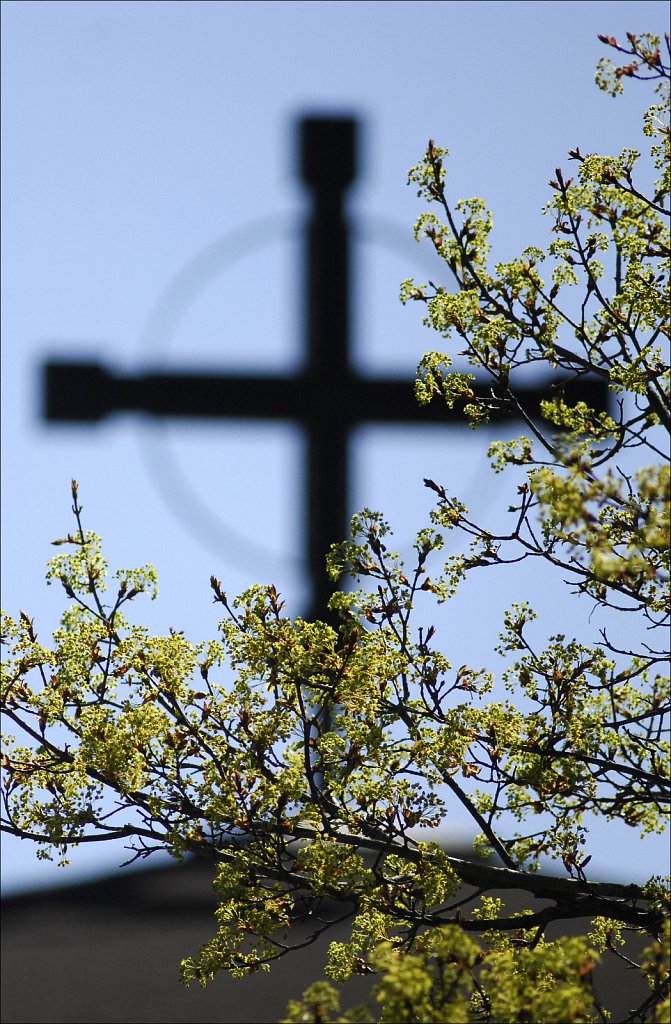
<box><xmin>2</xmin><ymin>31</ymin><xmax>669</xmax><ymax>1023</ymax></box>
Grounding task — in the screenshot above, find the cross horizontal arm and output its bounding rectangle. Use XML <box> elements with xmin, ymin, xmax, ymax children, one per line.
<box><xmin>43</xmin><ymin>360</ymin><xmax>609</xmax><ymax>426</ymax></box>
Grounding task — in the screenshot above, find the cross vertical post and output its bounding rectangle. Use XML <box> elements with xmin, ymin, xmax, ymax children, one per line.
<box><xmin>301</xmin><ymin>117</ymin><xmax>357</xmax><ymax>621</ymax></box>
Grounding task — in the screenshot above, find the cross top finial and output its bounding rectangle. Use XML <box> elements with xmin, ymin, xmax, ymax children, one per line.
<box><xmin>299</xmin><ymin>115</ymin><xmax>358</xmax><ymax>191</ymax></box>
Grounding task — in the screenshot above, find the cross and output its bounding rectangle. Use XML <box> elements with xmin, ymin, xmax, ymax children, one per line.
<box><xmin>42</xmin><ymin>115</ymin><xmax>608</xmax><ymax>621</ymax></box>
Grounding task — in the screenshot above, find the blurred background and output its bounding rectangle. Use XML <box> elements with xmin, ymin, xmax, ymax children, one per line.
<box><xmin>2</xmin><ymin>0</ymin><xmax>668</xmax><ymax>903</ymax></box>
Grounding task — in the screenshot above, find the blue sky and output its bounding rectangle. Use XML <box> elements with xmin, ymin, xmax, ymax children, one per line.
<box><xmin>2</xmin><ymin>0</ymin><xmax>668</xmax><ymax>893</ymax></box>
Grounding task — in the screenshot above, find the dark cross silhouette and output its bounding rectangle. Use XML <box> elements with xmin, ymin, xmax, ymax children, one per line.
<box><xmin>42</xmin><ymin>115</ymin><xmax>608</xmax><ymax>621</ymax></box>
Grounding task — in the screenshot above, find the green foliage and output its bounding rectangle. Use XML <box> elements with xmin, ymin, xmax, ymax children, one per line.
<box><xmin>2</xmin><ymin>31</ymin><xmax>670</xmax><ymax>1023</ymax></box>
<box><xmin>281</xmin><ymin>926</ymin><xmax>604</xmax><ymax>1024</ymax></box>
